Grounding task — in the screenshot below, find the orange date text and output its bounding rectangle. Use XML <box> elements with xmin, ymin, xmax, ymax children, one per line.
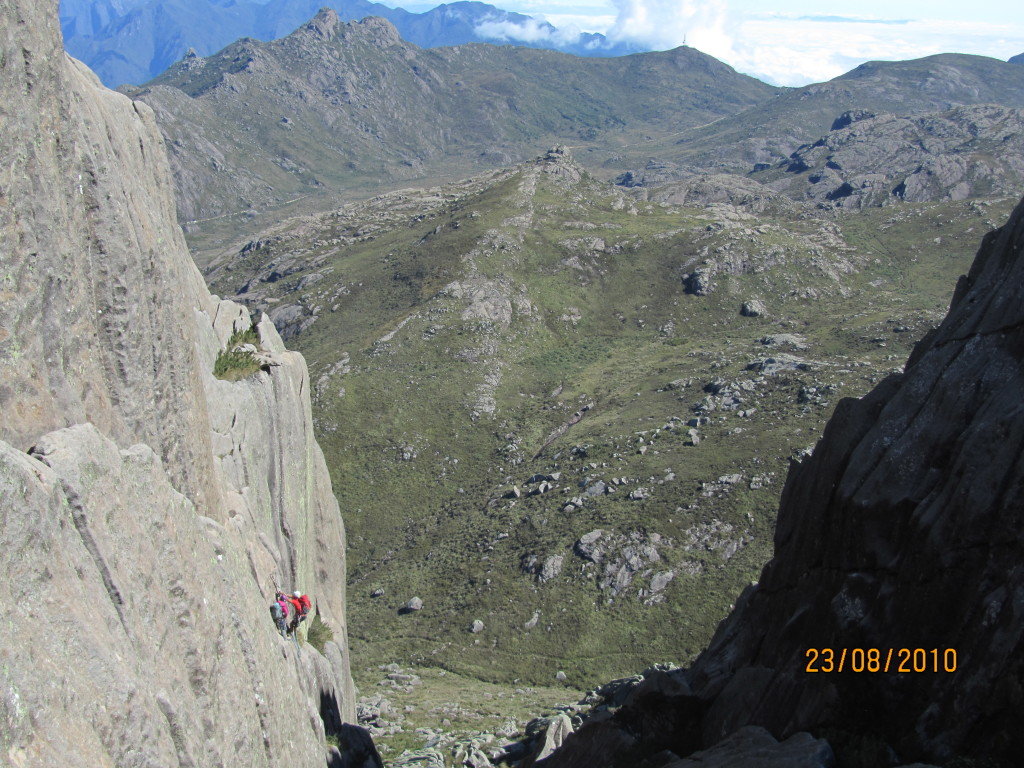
<box><xmin>804</xmin><ymin>647</ymin><xmax>957</xmax><ymax>673</ymax></box>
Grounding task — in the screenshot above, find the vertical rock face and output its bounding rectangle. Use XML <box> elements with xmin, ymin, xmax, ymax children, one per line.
<box><xmin>1</xmin><ymin>1</ymin><xmax>354</xmax><ymax>765</ymax></box>
<box><xmin>542</xmin><ymin>197</ymin><xmax>1024</xmax><ymax>768</ymax></box>
<box><xmin>1</xmin><ymin>5</ymin><xmax>216</xmax><ymax>509</ymax></box>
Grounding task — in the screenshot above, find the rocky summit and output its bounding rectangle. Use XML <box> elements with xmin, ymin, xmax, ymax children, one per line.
<box><xmin>1</xmin><ymin>1</ymin><xmax>360</xmax><ymax>765</ymax></box>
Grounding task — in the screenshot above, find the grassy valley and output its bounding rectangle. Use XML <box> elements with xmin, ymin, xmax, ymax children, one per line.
<box><xmin>203</xmin><ymin>149</ymin><xmax>1016</xmax><ymax>708</ymax></box>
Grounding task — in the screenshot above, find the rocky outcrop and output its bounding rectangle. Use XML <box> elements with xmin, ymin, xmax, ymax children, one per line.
<box><xmin>538</xmin><ymin>196</ymin><xmax>1024</xmax><ymax>767</ymax></box>
<box><xmin>1</xmin><ymin>1</ymin><xmax>355</xmax><ymax>765</ymax></box>
<box><xmin>617</xmin><ymin>53</ymin><xmax>1024</xmax><ymax>188</ymax></box>
<box><xmin>762</xmin><ymin>105</ymin><xmax>1024</xmax><ymax>206</ymax></box>
<box><xmin>623</xmin><ymin>173</ymin><xmax>797</xmax><ymax>217</ymax></box>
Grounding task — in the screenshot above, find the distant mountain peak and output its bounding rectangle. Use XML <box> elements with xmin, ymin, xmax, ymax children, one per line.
<box><xmin>302</xmin><ymin>10</ymin><xmax>402</xmax><ymax>46</ymax></box>
<box><xmin>304</xmin><ymin>7</ymin><xmax>342</xmax><ymax>39</ymax></box>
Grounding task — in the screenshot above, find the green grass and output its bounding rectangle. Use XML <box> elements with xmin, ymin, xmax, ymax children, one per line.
<box><xmin>307</xmin><ymin>612</ymin><xmax>335</xmax><ymax>655</ymax></box>
<box><xmin>213</xmin><ymin>327</ymin><xmax>262</xmax><ymax>381</ymax></box>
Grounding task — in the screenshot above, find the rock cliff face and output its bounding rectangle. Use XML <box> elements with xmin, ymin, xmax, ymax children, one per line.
<box><xmin>1</xmin><ymin>2</ymin><xmax>355</xmax><ymax>765</ymax></box>
<box><xmin>539</xmin><ymin>196</ymin><xmax>1024</xmax><ymax>766</ymax></box>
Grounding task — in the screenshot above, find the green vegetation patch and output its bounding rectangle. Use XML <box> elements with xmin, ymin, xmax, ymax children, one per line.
<box><xmin>213</xmin><ymin>327</ymin><xmax>263</xmax><ymax>381</ymax></box>
<box><xmin>306</xmin><ymin>612</ymin><xmax>335</xmax><ymax>654</ymax></box>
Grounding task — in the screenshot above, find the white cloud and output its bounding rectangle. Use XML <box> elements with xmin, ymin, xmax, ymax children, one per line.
<box><xmin>538</xmin><ymin>12</ymin><xmax>618</xmax><ymax>35</ymax></box>
<box><xmin>474</xmin><ymin>15</ymin><xmax>592</xmax><ymax>46</ymax></box>
<box><xmin>466</xmin><ymin>0</ymin><xmax>1024</xmax><ymax>85</ymax></box>
<box><xmin>593</xmin><ymin>1</ymin><xmax>1024</xmax><ymax>85</ymax></box>
<box><xmin>605</xmin><ymin>0</ymin><xmax>737</xmax><ymax>60</ymax></box>
<box><xmin>729</xmin><ymin>15</ymin><xmax>1024</xmax><ymax>85</ymax></box>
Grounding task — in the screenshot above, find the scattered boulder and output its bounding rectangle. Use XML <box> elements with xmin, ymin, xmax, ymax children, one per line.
<box><xmin>383</xmin><ymin>669</ymin><xmax>421</xmax><ymax>688</ymax></box>
<box><xmin>574</xmin><ymin>530</ymin><xmax>673</xmax><ymax>600</ymax></box>
<box><xmin>540</xmin><ymin>555</ymin><xmax>564</xmax><ymax>582</ymax></box>
<box><xmin>356</xmin><ymin>693</ymin><xmax>399</xmax><ymax>728</ymax></box>
<box><xmin>470</xmin><ymin>619</ymin><xmax>485</xmax><ymax>633</ymax></box>
<box><xmin>523</xmin><ymin>554</ymin><xmax>566</xmax><ymax>582</ymax></box>
<box><xmin>740</xmin><ymin>299</ymin><xmax>767</xmax><ymax>317</ymax></box>
<box><xmin>649</xmin><ymin>571</ymin><xmax>676</xmax><ymax>593</ymax></box>
<box><xmin>745</xmin><ymin>354</ymin><xmax>810</xmax><ymax>374</ymax></box>
<box><xmin>574</xmin><ymin>530</ymin><xmax>606</xmax><ymax>562</ymax></box>
<box><xmin>683</xmin><ymin>268</ymin><xmax>713</xmax><ymax>296</ymax></box>
<box><xmin>760</xmin><ymin>333</ymin><xmax>807</xmax><ymax>349</ymax></box>
<box><xmin>391</xmin><ymin>748</ymin><xmax>446</xmax><ymax>768</ymax></box>
<box><xmin>400</xmin><ymin>597</ymin><xmax>423</xmax><ymax>614</ymax></box>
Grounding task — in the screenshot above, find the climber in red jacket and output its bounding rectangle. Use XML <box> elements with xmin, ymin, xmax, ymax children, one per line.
<box><xmin>287</xmin><ymin>591</ymin><xmax>311</xmax><ymax>635</ymax></box>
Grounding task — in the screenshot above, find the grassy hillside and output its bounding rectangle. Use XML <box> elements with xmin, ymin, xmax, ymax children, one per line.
<box><xmin>204</xmin><ymin>149</ymin><xmax>1017</xmax><ymax>694</ymax></box>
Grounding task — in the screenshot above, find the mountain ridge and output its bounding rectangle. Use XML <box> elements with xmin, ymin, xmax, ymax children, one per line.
<box><xmin>61</xmin><ymin>0</ymin><xmax>639</xmax><ymax>88</ymax></box>
<box><xmin>612</xmin><ymin>52</ymin><xmax>1024</xmax><ymax>186</ymax></box>
<box><xmin>126</xmin><ymin>11</ymin><xmax>777</xmax><ymax>227</ymax></box>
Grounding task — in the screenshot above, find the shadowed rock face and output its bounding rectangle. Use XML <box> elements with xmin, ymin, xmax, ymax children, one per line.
<box><xmin>1</xmin><ymin>1</ymin><xmax>356</xmax><ymax>764</ymax></box>
<box><xmin>540</xmin><ymin>197</ymin><xmax>1024</xmax><ymax>767</ymax></box>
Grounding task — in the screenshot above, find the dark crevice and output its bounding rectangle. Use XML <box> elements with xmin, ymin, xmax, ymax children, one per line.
<box><xmin>58</xmin><ymin>483</ymin><xmax>134</xmax><ymax>640</ymax></box>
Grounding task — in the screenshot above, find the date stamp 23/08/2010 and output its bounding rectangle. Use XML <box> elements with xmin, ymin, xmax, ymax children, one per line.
<box><xmin>805</xmin><ymin>648</ymin><xmax>957</xmax><ymax>674</ymax></box>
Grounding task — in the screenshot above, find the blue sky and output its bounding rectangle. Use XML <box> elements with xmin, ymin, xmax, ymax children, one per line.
<box><xmin>410</xmin><ymin>0</ymin><xmax>1024</xmax><ymax>86</ymax></box>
